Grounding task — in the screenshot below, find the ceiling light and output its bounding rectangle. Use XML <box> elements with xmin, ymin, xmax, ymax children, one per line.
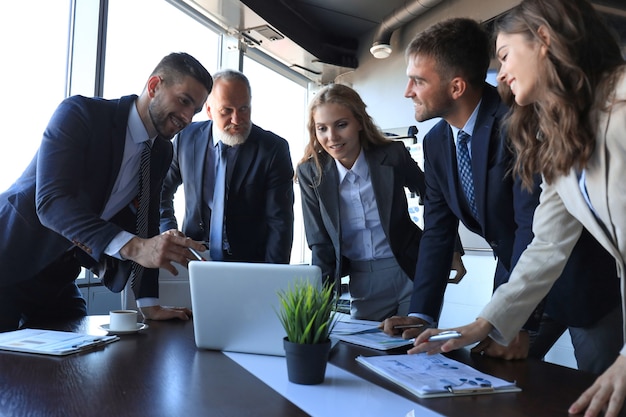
<box><xmin>370</xmin><ymin>44</ymin><xmax>392</xmax><ymax>59</ymax></box>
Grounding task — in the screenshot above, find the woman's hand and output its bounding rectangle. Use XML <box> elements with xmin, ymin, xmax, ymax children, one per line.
<box><xmin>568</xmin><ymin>355</ymin><xmax>626</xmax><ymax>417</ymax></box>
<box><xmin>408</xmin><ymin>318</ymin><xmax>493</xmax><ymax>355</ymax></box>
<box><xmin>470</xmin><ymin>330</ymin><xmax>529</xmax><ymax>360</ymax></box>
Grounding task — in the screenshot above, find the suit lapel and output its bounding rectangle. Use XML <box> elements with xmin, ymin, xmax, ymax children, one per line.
<box><xmin>556</xmin><ymin>171</ymin><xmax>622</xmax><ymax>262</ymax></box>
<box><xmin>470</xmin><ymin>89</ymin><xmax>499</xmax><ymax>222</ymax></box>
<box><xmin>367</xmin><ymin>148</ymin><xmax>393</xmax><ymax>237</ymax></box>
<box><xmin>104</xmin><ymin>96</ymin><xmax>135</xmax><ymax>208</ymax></box>
<box><xmin>228</xmin><ymin>136</ymin><xmax>257</xmax><ymax>194</ymax></box>
<box><xmin>195</xmin><ymin>123</ymin><xmax>212</xmax><ymax>202</ymax></box>
<box><xmin>317</xmin><ymin>157</ymin><xmax>341</xmax><ymax>239</ymax></box>
<box><xmin>584</xmin><ymin>130</ymin><xmax>611</xmax><ymax>229</ymax></box>
<box><xmin>442</xmin><ymin>126</ymin><xmax>466</xmax><ymax>215</ymax></box>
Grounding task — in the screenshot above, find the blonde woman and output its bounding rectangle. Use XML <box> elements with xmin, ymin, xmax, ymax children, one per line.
<box><xmin>297</xmin><ymin>84</ymin><xmax>459</xmax><ymax>321</ymax></box>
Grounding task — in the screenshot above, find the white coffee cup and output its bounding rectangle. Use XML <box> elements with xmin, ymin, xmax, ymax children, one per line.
<box><xmin>109</xmin><ymin>310</ymin><xmax>138</xmax><ymax>331</ymax></box>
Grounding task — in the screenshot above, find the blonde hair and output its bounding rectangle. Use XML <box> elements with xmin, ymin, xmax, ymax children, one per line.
<box><xmin>297</xmin><ymin>83</ymin><xmax>391</xmax><ymax>183</ymax></box>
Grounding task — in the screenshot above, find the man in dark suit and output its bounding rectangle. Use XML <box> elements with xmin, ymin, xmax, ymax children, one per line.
<box><xmin>0</xmin><ymin>53</ymin><xmax>213</xmax><ymax>332</ymax></box>
<box><xmin>381</xmin><ymin>18</ymin><xmax>621</xmax><ymax>373</ymax></box>
<box><xmin>160</xmin><ymin>69</ymin><xmax>294</xmax><ymax>264</ymax></box>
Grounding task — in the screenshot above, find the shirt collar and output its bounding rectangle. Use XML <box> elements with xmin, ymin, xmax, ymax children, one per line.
<box><xmin>450</xmin><ymin>98</ymin><xmax>482</xmax><ymax>140</ymax></box>
<box><xmin>128</xmin><ymin>101</ymin><xmax>155</xmax><ymax>145</ymax></box>
<box><xmin>335</xmin><ymin>147</ymin><xmax>368</xmax><ymax>183</ymax></box>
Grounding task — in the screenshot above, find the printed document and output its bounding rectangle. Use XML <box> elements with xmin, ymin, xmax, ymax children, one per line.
<box><xmin>357</xmin><ymin>353</ymin><xmax>521</xmax><ymax>398</ymax></box>
<box><xmin>0</xmin><ymin>328</ymin><xmax>119</xmax><ymax>356</ymax></box>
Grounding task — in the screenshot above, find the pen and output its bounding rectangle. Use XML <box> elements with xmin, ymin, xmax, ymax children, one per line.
<box><xmin>188</xmin><ymin>247</ymin><xmax>206</xmax><ymax>261</ymax></box>
<box><xmin>393</xmin><ymin>324</ymin><xmax>425</xmax><ymax>329</ymax></box>
<box><xmin>428</xmin><ymin>330</ymin><xmax>462</xmax><ymax>342</ymax></box>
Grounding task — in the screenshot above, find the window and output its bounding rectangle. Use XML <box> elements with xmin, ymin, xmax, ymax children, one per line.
<box><xmin>104</xmin><ymin>0</ymin><xmax>219</xmax><ymax>104</ymax></box>
<box><xmin>0</xmin><ymin>1</ymin><xmax>71</xmax><ymax>192</ymax></box>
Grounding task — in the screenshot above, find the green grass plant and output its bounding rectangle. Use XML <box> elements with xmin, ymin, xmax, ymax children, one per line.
<box><xmin>277</xmin><ymin>280</ymin><xmax>338</xmax><ymax>344</ymax></box>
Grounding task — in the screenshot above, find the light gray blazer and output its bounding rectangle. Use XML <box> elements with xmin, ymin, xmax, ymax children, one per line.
<box><xmin>481</xmin><ymin>67</ymin><xmax>626</xmax><ymax>355</ymax></box>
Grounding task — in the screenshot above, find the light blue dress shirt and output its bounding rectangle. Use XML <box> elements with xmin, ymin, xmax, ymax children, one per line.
<box><xmin>335</xmin><ymin>149</ymin><xmax>393</xmax><ymax>261</ymax></box>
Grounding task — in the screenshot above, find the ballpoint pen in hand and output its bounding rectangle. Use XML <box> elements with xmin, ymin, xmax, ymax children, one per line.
<box><xmin>428</xmin><ymin>330</ymin><xmax>462</xmax><ymax>342</ymax></box>
<box><xmin>188</xmin><ymin>248</ymin><xmax>206</xmax><ymax>261</ymax></box>
<box><xmin>393</xmin><ymin>324</ymin><xmax>425</xmax><ymax>330</ymax></box>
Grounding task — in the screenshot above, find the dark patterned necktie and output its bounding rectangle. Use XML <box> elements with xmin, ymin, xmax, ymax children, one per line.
<box><xmin>456</xmin><ymin>131</ymin><xmax>478</xmax><ymax>219</ymax></box>
<box><xmin>210</xmin><ymin>141</ymin><xmax>229</xmax><ymax>261</ymax></box>
<box><xmin>129</xmin><ymin>140</ymin><xmax>152</xmax><ymax>290</ymax></box>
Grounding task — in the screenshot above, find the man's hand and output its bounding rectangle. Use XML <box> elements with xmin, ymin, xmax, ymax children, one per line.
<box><xmin>140</xmin><ymin>305</ymin><xmax>192</xmax><ymax>321</ymax></box>
<box><xmin>120</xmin><ymin>231</ymin><xmax>206</xmax><ymax>275</ymax></box>
<box><xmin>449</xmin><ymin>251</ymin><xmax>467</xmax><ymax>284</ymax></box>
<box><xmin>470</xmin><ymin>330</ymin><xmax>529</xmax><ymax>360</ymax></box>
<box><xmin>379</xmin><ymin>316</ymin><xmax>429</xmax><ymax>339</ymax></box>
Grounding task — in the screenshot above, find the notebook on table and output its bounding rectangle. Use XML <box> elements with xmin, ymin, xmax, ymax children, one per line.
<box><xmin>188</xmin><ymin>261</ymin><xmax>322</xmax><ymax>356</ymax></box>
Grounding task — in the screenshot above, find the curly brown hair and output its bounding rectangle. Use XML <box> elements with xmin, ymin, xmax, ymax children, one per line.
<box><xmin>495</xmin><ymin>0</ymin><xmax>624</xmax><ymax>190</ymax></box>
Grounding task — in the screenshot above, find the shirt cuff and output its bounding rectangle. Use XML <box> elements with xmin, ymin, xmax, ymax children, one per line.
<box><xmin>105</xmin><ymin>231</ymin><xmax>135</xmax><ymax>260</ymax></box>
<box><xmin>408</xmin><ymin>312</ymin><xmax>434</xmax><ymax>325</ymax></box>
<box><xmin>136</xmin><ymin>298</ymin><xmax>159</xmax><ymax>308</ymax></box>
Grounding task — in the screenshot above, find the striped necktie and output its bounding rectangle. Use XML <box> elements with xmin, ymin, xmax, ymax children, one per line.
<box><xmin>456</xmin><ymin>131</ymin><xmax>478</xmax><ymax>219</ymax></box>
<box><xmin>129</xmin><ymin>139</ymin><xmax>152</xmax><ymax>290</ymax></box>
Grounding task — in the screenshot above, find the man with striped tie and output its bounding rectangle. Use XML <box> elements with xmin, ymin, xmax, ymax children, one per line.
<box><xmin>0</xmin><ymin>53</ymin><xmax>213</xmax><ymax>332</ymax></box>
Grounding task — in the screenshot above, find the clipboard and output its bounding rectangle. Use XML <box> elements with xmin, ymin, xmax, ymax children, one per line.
<box><xmin>356</xmin><ymin>353</ymin><xmax>521</xmax><ymax>398</ymax></box>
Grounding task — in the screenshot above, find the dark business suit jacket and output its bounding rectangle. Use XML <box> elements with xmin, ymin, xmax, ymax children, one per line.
<box><xmin>0</xmin><ymin>95</ymin><xmax>172</xmax><ymax>298</ymax></box>
<box><xmin>409</xmin><ymin>84</ymin><xmax>619</xmax><ymax>326</ymax></box>
<box><xmin>297</xmin><ymin>141</ymin><xmax>425</xmax><ymax>286</ymax></box>
<box><xmin>160</xmin><ymin>121</ymin><xmax>294</xmax><ymax>264</ymax></box>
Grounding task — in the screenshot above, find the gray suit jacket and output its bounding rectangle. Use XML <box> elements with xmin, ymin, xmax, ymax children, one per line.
<box><xmin>481</xmin><ymin>67</ymin><xmax>626</xmax><ymax>354</ymax></box>
<box><xmin>297</xmin><ymin>141</ymin><xmax>425</xmax><ymax>286</ymax></box>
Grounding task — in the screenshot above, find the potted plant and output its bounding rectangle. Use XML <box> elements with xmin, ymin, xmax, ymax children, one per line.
<box><xmin>277</xmin><ymin>279</ymin><xmax>338</xmax><ymax>385</ymax></box>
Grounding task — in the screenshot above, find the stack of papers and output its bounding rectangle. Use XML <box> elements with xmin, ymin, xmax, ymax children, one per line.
<box><xmin>331</xmin><ymin>316</ymin><xmax>414</xmax><ymax>351</ymax></box>
<box><xmin>331</xmin><ymin>317</ymin><xmax>381</xmax><ymax>335</ymax></box>
<box><xmin>0</xmin><ymin>328</ymin><xmax>119</xmax><ymax>356</ymax></box>
<box><xmin>357</xmin><ymin>353</ymin><xmax>521</xmax><ymax>398</ymax></box>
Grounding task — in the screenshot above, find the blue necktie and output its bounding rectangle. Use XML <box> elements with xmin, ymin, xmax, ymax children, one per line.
<box><xmin>130</xmin><ymin>140</ymin><xmax>152</xmax><ymax>290</ymax></box>
<box><xmin>210</xmin><ymin>142</ymin><xmax>228</xmax><ymax>261</ymax></box>
<box><xmin>456</xmin><ymin>131</ymin><xmax>478</xmax><ymax>219</ymax></box>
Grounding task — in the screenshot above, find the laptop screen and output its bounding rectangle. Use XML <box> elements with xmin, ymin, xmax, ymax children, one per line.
<box><xmin>189</xmin><ymin>262</ymin><xmax>322</xmax><ymax>356</ymax></box>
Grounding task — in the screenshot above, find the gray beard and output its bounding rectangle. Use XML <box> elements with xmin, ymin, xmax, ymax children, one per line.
<box><xmin>213</xmin><ymin>124</ymin><xmax>251</xmax><ymax>146</ymax></box>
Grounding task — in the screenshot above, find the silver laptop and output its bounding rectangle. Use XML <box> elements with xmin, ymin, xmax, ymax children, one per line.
<box><xmin>188</xmin><ymin>261</ymin><xmax>322</xmax><ymax>356</ymax></box>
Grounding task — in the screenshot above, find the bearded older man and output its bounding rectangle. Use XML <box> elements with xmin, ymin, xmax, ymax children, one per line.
<box><xmin>160</xmin><ymin>69</ymin><xmax>294</xmax><ymax>264</ymax></box>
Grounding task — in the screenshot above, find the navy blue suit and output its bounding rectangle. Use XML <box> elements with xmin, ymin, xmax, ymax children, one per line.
<box><xmin>409</xmin><ymin>84</ymin><xmax>619</xmax><ymax>329</ymax></box>
<box><xmin>160</xmin><ymin>121</ymin><xmax>294</xmax><ymax>264</ymax></box>
<box><xmin>0</xmin><ymin>95</ymin><xmax>171</xmax><ymax>329</ymax></box>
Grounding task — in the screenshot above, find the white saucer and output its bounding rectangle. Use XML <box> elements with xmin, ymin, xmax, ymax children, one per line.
<box><xmin>99</xmin><ymin>323</ymin><xmax>149</xmax><ymax>334</ymax></box>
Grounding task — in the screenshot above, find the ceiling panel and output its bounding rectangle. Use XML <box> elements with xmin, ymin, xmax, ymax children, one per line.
<box><xmin>183</xmin><ymin>0</ymin><xmax>626</xmax><ymax>84</ymax></box>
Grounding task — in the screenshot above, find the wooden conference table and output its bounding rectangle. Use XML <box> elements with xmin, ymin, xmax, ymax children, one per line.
<box><xmin>0</xmin><ymin>316</ymin><xmax>596</xmax><ymax>417</ymax></box>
